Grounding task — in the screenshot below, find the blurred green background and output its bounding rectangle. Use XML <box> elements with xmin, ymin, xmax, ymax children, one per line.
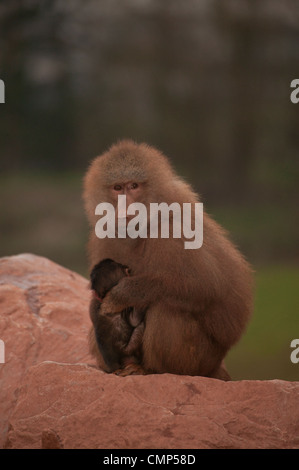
<box><xmin>0</xmin><ymin>1</ymin><xmax>298</xmax><ymax>381</ymax></box>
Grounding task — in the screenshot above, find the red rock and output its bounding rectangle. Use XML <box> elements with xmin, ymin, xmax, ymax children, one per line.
<box><xmin>4</xmin><ymin>361</ymin><xmax>299</xmax><ymax>449</ymax></box>
<box><xmin>0</xmin><ymin>254</ymin><xmax>92</xmax><ymax>447</ymax></box>
<box><xmin>1</xmin><ymin>254</ymin><xmax>299</xmax><ymax>449</ymax></box>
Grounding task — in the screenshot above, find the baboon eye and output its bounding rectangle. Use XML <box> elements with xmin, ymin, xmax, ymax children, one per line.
<box><xmin>113</xmin><ymin>184</ymin><xmax>122</xmax><ymax>191</ymax></box>
<box><xmin>131</xmin><ymin>183</ymin><xmax>139</xmax><ymax>190</ymax></box>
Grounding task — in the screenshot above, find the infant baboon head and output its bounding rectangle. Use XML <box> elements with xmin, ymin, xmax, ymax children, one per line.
<box><xmin>90</xmin><ymin>258</ymin><xmax>130</xmax><ymax>300</ymax></box>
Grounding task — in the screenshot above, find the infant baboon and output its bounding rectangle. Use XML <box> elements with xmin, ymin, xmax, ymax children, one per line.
<box><xmin>89</xmin><ymin>258</ymin><xmax>145</xmax><ymax>373</ymax></box>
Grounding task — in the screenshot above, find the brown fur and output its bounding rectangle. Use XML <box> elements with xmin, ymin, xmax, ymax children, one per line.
<box><xmin>89</xmin><ymin>258</ymin><xmax>145</xmax><ymax>372</ymax></box>
<box><xmin>83</xmin><ymin>140</ymin><xmax>253</xmax><ymax>379</ymax></box>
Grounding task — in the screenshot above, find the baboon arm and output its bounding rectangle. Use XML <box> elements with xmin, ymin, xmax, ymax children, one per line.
<box><xmin>100</xmin><ymin>272</ymin><xmax>206</xmax><ymax>315</ymax></box>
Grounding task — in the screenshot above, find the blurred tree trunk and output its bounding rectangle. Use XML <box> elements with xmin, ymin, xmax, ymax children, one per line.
<box><xmin>229</xmin><ymin>23</ymin><xmax>257</xmax><ymax>201</ymax></box>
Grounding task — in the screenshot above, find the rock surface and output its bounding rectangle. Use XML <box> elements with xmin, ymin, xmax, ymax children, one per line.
<box><xmin>1</xmin><ymin>254</ymin><xmax>299</xmax><ymax>449</ymax></box>
<box><xmin>0</xmin><ymin>254</ymin><xmax>92</xmax><ymax>447</ymax></box>
<box><xmin>4</xmin><ymin>361</ymin><xmax>299</xmax><ymax>449</ymax></box>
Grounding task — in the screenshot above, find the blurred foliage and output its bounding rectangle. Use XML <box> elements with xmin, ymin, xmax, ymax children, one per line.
<box><xmin>0</xmin><ymin>0</ymin><xmax>298</xmax><ymax>380</ymax></box>
<box><xmin>0</xmin><ymin>0</ymin><xmax>299</xmax><ymax>202</ymax></box>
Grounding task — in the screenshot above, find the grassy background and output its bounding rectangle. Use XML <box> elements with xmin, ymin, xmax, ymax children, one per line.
<box><xmin>1</xmin><ymin>173</ymin><xmax>298</xmax><ymax>381</ymax></box>
<box><xmin>227</xmin><ymin>267</ymin><xmax>299</xmax><ymax>381</ymax></box>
